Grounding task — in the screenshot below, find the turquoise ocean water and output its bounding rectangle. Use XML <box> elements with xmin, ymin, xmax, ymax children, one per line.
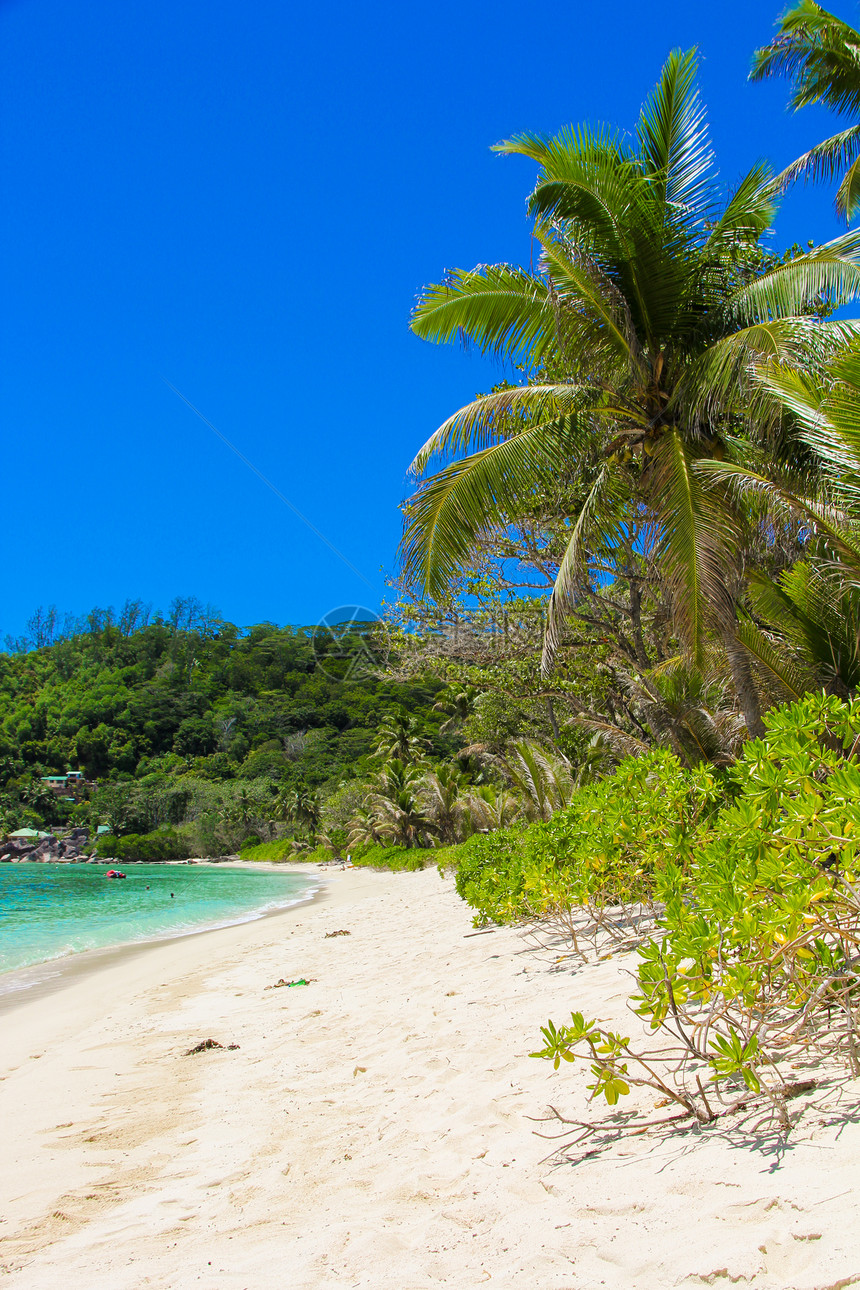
<box><xmin>0</xmin><ymin>862</ymin><xmax>315</xmax><ymax>987</ymax></box>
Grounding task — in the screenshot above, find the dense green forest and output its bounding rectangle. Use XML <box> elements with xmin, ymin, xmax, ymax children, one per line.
<box><xmin>0</xmin><ymin>602</ymin><xmax>449</xmax><ymax>856</ymax></box>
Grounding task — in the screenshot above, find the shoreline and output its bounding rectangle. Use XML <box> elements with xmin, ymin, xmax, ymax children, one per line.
<box><xmin>0</xmin><ymin>861</ymin><xmax>325</xmax><ymax>1014</ymax></box>
<box><xmin>2</xmin><ymin>866</ymin><xmax>859</xmax><ymax>1289</ymax></box>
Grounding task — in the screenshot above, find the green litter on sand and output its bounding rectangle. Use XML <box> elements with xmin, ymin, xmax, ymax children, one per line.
<box><xmin>266</xmin><ymin>977</ymin><xmax>315</xmax><ymax>990</ymax></box>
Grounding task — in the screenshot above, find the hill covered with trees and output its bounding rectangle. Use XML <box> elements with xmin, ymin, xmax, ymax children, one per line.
<box><xmin>0</xmin><ymin>599</ymin><xmax>448</xmax><ymax>856</ymax></box>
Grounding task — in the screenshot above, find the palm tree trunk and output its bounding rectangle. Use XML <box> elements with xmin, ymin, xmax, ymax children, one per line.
<box><xmin>722</xmin><ymin>628</ymin><xmax>766</xmax><ymax>740</ymax></box>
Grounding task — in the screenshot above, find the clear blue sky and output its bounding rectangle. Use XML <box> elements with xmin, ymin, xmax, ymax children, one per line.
<box><xmin>0</xmin><ymin>0</ymin><xmax>852</xmax><ymax>637</ymax></box>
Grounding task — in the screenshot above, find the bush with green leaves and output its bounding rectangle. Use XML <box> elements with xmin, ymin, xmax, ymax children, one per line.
<box><xmin>238</xmin><ymin>837</ymin><xmax>296</xmax><ymax>862</ymax></box>
<box><xmin>94</xmin><ymin>828</ymin><xmax>191</xmax><ymax>862</ymax></box>
<box><xmin>534</xmin><ymin>694</ymin><xmax>860</xmax><ymax>1141</ymax></box>
<box><xmin>350</xmin><ymin>843</ymin><xmax>427</xmax><ymax>871</ymax></box>
<box><xmin>454</xmin><ymin>751</ymin><xmax>722</xmax><ymax>951</ymax></box>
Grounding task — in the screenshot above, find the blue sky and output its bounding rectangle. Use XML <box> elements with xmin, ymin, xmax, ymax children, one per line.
<box><xmin>0</xmin><ymin>0</ymin><xmax>853</xmax><ymax>638</ymax></box>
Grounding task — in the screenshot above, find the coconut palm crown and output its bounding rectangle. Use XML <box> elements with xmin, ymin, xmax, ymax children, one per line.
<box><xmin>402</xmin><ymin>49</ymin><xmax>860</xmax><ymax>732</ymax></box>
<box><xmin>752</xmin><ymin>2</ymin><xmax>860</xmax><ymax>221</ymax></box>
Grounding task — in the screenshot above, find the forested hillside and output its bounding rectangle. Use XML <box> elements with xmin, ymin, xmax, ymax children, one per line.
<box><xmin>0</xmin><ymin>606</ymin><xmax>447</xmax><ymax>853</ymax></box>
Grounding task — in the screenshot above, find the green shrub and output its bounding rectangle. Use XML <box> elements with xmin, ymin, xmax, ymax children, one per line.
<box><xmin>533</xmin><ymin>694</ymin><xmax>860</xmax><ymax>1140</ymax></box>
<box><xmin>239</xmin><ymin>837</ymin><xmax>296</xmax><ymax>862</ymax></box>
<box><xmin>635</xmin><ymin>693</ymin><xmax>860</xmax><ymax>1083</ymax></box>
<box><xmin>350</xmin><ymin>844</ymin><xmax>427</xmax><ymax>871</ymax></box>
<box><xmin>302</xmin><ymin>843</ymin><xmax>332</xmax><ymax>863</ymax></box>
<box><xmin>95</xmin><ymin>828</ymin><xmax>191</xmax><ymax>862</ymax></box>
<box><xmin>434</xmin><ymin>839</ymin><xmax>476</xmax><ymax>872</ymax></box>
<box><xmin>454</xmin><ymin>751</ymin><xmax>721</xmax><ymax>930</ymax></box>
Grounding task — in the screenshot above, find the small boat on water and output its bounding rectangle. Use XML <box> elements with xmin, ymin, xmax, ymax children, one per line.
<box><xmin>105</xmin><ymin>869</ymin><xmax>127</xmax><ymax>879</ymax></box>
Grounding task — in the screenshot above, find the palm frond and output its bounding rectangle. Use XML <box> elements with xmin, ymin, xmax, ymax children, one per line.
<box><xmin>751</xmin><ymin>2</ymin><xmax>860</xmax><ymax>114</ymax></box>
<box><xmin>408</xmin><ymin>384</ymin><xmax>590</xmax><ymax>476</ymax></box>
<box><xmin>575</xmin><ymin>717</ymin><xmax>650</xmax><ymax>760</ymax></box>
<box><xmin>541</xmin><ymin>463</ymin><xmax>626</xmax><ymax>673</ymax></box>
<box><xmin>704</xmin><ymin>163</ymin><xmax>777</xmax><ymax>249</ymax></box>
<box><xmin>682</xmin><ymin>317</ymin><xmax>860</xmax><ymax>423</ymax></box>
<box><xmin>649</xmin><ymin>428</ymin><xmax>737</xmax><ymax>657</ymax></box>
<box><xmin>400</xmin><ymin>421</ymin><xmax>574</xmax><ymax>597</ymax></box>
<box><xmin>757</xmin><ymin>358</ymin><xmax>860</xmax><ymax>494</ymax></box>
<box><xmin>731</xmin><ymin>229</ymin><xmax>860</xmax><ymax>320</ymax></box>
<box><xmin>747</xmin><ymin>565</ymin><xmax>851</xmax><ymax>687</ymax></box>
<box><xmin>776</xmin><ymin>124</ymin><xmax>860</xmax><ymax>191</ymax></box>
<box><xmin>696</xmin><ymin>459</ymin><xmax>860</xmax><ymax>575</ymax></box>
<box><xmin>682</xmin><ymin>318</ymin><xmax>820</xmax><ymax>420</ymax></box>
<box><xmin>636</xmin><ymin>47</ymin><xmax>713</xmax><ymax>216</ymax></box>
<box><xmin>836</xmin><ymin>152</ymin><xmax>860</xmax><ymax>220</ymax></box>
<box><xmin>493</xmin><ymin>122</ymin><xmax>628</xmax><ymax>173</ymax></box>
<box><xmin>500</xmin><ymin>127</ymin><xmax>646</xmax><ymax>276</ymax></box>
<box><xmin>538</xmin><ymin>226</ymin><xmax>641</xmax><ymax>371</ymax></box>
<box><xmin>777</xmin><ymin>562</ymin><xmax>860</xmax><ymax>690</ymax></box>
<box><xmin>504</xmin><ymin>740</ymin><xmax>574</xmax><ymax>821</ymax></box>
<box><xmin>410</xmin><ymin>264</ymin><xmax>554</xmax><ymax>365</ymax></box>
<box><xmin>735</xmin><ymin>618</ymin><xmax>816</xmax><ymax>702</ymax></box>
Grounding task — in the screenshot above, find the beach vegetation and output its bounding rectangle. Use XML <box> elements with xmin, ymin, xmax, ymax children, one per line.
<box><xmin>523</xmin><ymin>693</ymin><xmax>860</xmax><ymax>1144</ymax></box>
<box><xmin>349</xmin><ymin>844</ymin><xmax>428</xmax><ymax>871</ymax></box>
<box><xmin>453</xmin><ymin>749</ymin><xmax>719</xmax><ymax>938</ymax></box>
<box><xmin>94</xmin><ymin>828</ymin><xmax>192</xmax><ymax>862</ymax></box>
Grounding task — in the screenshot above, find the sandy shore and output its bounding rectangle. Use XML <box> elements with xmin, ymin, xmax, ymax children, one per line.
<box><xmin>1</xmin><ymin>865</ymin><xmax>858</xmax><ymax>1289</ymax></box>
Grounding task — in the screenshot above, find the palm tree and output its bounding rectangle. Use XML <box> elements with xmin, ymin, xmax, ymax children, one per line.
<box><xmin>571</xmin><ymin>733</ymin><xmax>616</xmax><ymax>788</ymax></box>
<box><xmin>420</xmin><ymin>763</ymin><xmax>471</xmax><ymax>844</ymax></box>
<box><xmin>466</xmin><ymin>784</ymin><xmax>521</xmax><ymax>831</ymax></box>
<box><xmin>752</xmin><ymin>3</ymin><xmax>860</xmax><ymax>221</ymax></box>
<box><xmin>351</xmin><ymin>758</ymin><xmax>437</xmax><ymax>849</ymax></box>
<box><xmin>618</xmin><ymin>660</ymin><xmax>747</xmax><ymax>766</ymax></box>
<box><xmin>711</xmin><ymin>337</ymin><xmax>860</xmax><ymax>699</ymax></box>
<box><xmin>347</xmin><ymin>806</ymin><xmax>386</xmax><ymax>850</ymax></box>
<box><xmin>273</xmin><ymin>783</ymin><xmax>321</xmax><ymax>838</ymax></box>
<box><xmin>503</xmin><ymin>741</ymin><xmax>576</xmax><ymax>823</ymax></box>
<box><xmin>403</xmin><ymin>49</ymin><xmax>860</xmax><ymax>739</ymax></box>
<box><xmin>374</xmin><ymin>788</ymin><xmax>435</xmax><ymax>848</ymax></box>
<box><xmin>20</xmin><ymin>779</ymin><xmax>56</xmax><ymax>816</ymax></box>
<box><xmin>373</xmin><ymin>710</ymin><xmax>430</xmax><ymax>763</ymax></box>
<box><xmin>432</xmin><ymin>685</ymin><xmax>480</xmax><ymax>734</ymax></box>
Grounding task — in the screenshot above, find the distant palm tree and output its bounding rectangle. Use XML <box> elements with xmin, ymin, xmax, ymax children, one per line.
<box><xmin>350</xmin><ymin>758</ymin><xmax>437</xmax><ymax>849</ymax></box>
<box><xmin>420</xmin><ymin>764</ymin><xmax>471</xmax><ymax>844</ymax></box>
<box><xmin>404</xmin><ymin>49</ymin><xmax>860</xmax><ymax>738</ymax></box>
<box><xmin>373</xmin><ymin>710</ymin><xmax>430</xmax><ymax>764</ymax></box>
<box><xmin>374</xmin><ymin>789</ymin><xmax>435</xmax><ymax>848</ymax></box>
<box><xmin>347</xmin><ymin>807</ymin><xmax>386</xmax><ymax>850</ymax></box>
<box><xmin>503</xmin><ymin>741</ymin><xmax>576</xmax><ymax>823</ymax></box>
<box><xmin>20</xmin><ymin>780</ymin><xmax>56</xmax><ymax>815</ymax></box>
<box><xmin>432</xmin><ymin>685</ymin><xmax>480</xmax><ymax>734</ymax></box>
<box><xmin>752</xmin><ymin>3</ymin><xmax>860</xmax><ymax>221</ymax></box>
<box><xmin>467</xmin><ymin>784</ymin><xmax>521</xmax><ymax>832</ymax></box>
<box><xmin>571</xmin><ymin>734</ymin><xmax>615</xmax><ymax>788</ymax></box>
<box><xmin>274</xmin><ymin>783</ymin><xmax>321</xmax><ymax>837</ymax></box>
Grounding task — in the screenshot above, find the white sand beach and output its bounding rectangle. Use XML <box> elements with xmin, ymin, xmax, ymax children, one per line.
<box><xmin>1</xmin><ymin>864</ymin><xmax>859</xmax><ymax>1289</ymax></box>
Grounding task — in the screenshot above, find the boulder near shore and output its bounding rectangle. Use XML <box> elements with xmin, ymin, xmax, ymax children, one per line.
<box><xmin>0</xmin><ymin>827</ymin><xmax>94</xmax><ymax>864</ymax></box>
